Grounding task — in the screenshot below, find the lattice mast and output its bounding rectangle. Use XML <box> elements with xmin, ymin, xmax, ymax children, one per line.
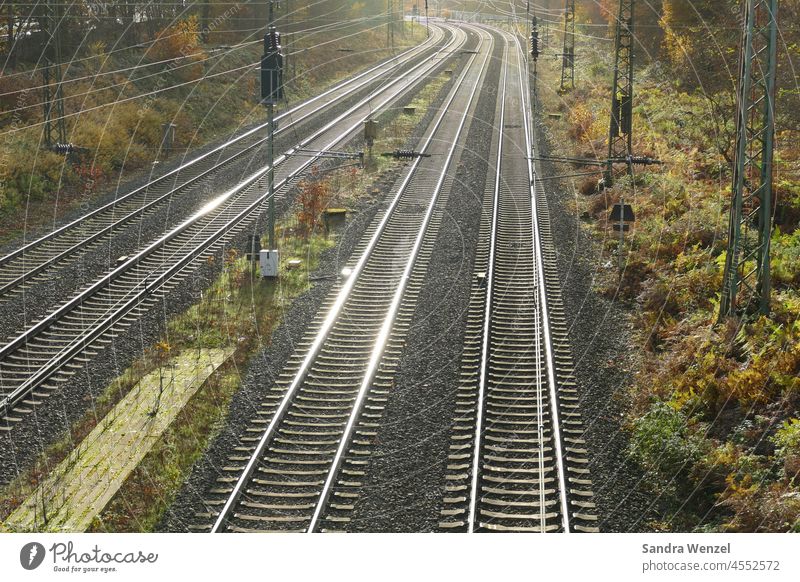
<box><xmin>387</xmin><ymin>0</ymin><xmax>395</xmax><ymax>50</ymax></box>
<box><xmin>604</xmin><ymin>0</ymin><xmax>634</xmax><ymax>187</ymax></box>
<box><xmin>720</xmin><ymin>0</ymin><xmax>779</xmax><ymax>319</ymax></box>
<box><xmin>559</xmin><ymin>0</ymin><xmax>575</xmax><ymax>92</ymax></box>
<box><xmin>42</xmin><ymin>0</ymin><xmax>67</xmax><ymax>148</ymax></box>
<box><xmin>530</xmin><ymin>15</ymin><xmax>540</xmax><ymax>93</ymax></box>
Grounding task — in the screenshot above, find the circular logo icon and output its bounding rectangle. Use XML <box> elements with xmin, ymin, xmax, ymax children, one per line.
<box><xmin>20</xmin><ymin>542</ymin><xmax>46</xmax><ymax>570</ymax></box>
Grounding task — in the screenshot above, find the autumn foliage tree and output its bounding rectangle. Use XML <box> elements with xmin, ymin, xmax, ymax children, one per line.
<box><xmin>660</xmin><ymin>0</ymin><xmax>740</xmax><ymax>91</ymax></box>
<box><xmin>151</xmin><ymin>16</ymin><xmax>206</xmax><ymax>81</ymax></box>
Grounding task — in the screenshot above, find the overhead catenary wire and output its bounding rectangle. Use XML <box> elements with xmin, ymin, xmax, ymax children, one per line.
<box><xmin>0</xmin><ymin>27</ymin><xmax>224</xmax><ymax>80</ymax></box>
<box><xmin>0</xmin><ymin>30</ymin><xmax>412</xmax><ymax>138</ymax></box>
<box><xmin>0</xmin><ymin>60</ymin><xmax>258</xmax><ymax>136</ymax></box>
<box><xmin>0</xmin><ymin>11</ymin><xmax>387</xmax><ymax>84</ymax></box>
<box><xmin>2</xmin><ymin>10</ymin><xmax>398</xmax><ymax>149</ymax></box>
<box><xmin>0</xmin><ymin>0</ymin><xmax>376</xmax><ymax>78</ymax></box>
<box><xmin>1</xmin><ymin>17</ymin><xmax>401</xmax><ymax>133</ymax></box>
<box><xmin>0</xmin><ymin>43</ymin><xmax>257</xmax><ymax>106</ymax></box>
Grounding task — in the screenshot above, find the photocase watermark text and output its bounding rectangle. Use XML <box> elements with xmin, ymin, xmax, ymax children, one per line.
<box><xmin>49</xmin><ymin>542</ymin><xmax>158</xmax><ymax>565</ymax></box>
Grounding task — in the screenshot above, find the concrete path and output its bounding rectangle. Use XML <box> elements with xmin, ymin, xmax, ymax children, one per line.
<box><xmin>3</xmin><ymin>348</ymin><xmax>231</xmax><ymax>532</ymax></box>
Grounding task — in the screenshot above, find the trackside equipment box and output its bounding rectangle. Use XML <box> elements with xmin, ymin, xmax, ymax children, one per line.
<box><xmin>260</xmin><ymin>249</ymin><xmax>279</xmax><ymax>278</ymax></box>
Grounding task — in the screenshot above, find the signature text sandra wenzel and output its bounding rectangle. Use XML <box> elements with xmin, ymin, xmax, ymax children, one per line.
<box><xmin>642</xmin><ymin>543</ymin><xmax>731</xmax><ymax>554</ymax></box>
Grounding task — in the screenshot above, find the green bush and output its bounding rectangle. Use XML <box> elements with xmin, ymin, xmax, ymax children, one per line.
<box><xmin>630</xmin><ymin>402</ymin><xmax>704</xmax><ymax>487</ymax></box>
<box><xmin>774</xmin><ymin>418</ymin><xmax>800</xmax><ymax>452</ymax></box>
<box><xmin>772</xmin><ymin>418</ymin><xmax>800</xmax><ymax>482</ymax></box>
<box><xmin>772</xmin><ymin>229</ymin><xmax>800</xmax><ymax>286</ymax></box>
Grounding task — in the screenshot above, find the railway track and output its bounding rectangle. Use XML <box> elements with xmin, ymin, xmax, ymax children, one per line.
<box><xmin>438</xmin><ymin>30</ymin><xmax>598</xmax><ymax>533</ymax></box>
<box><xmin>199</xmin><ymin>24</ymin><xmax>495</xmax><ymax>534</ymax></box>
<box><xmin>0</xmin><ymin>24</ymin><xmax>471</xmax><ymax>429</ymax></box>
<box><xmin>0</xmin><ymin>26</ymin><xmax>450</xmax><ymax>303</ymax></box>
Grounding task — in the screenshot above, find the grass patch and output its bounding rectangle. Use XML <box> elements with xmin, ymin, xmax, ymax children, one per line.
<box><xmin>85</xmin><ymin>233</ymin><xmax>332</xmax><ymax>532</ymax></box>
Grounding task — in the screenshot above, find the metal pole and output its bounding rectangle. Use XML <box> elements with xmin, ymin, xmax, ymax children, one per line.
<box><xmin>42</xmin><ymin>63</ymin><xmax>53</xmax><ymax>149</ymax></box>
<box><xmin>719</xmin><ymin>0</ymin><xmax>779</xmax><ymax>319</ymax></box>
<box><xmin>268</xmin><ymin>103</ymin><xmax>276</xmax><ymax>250</ymax></box>
<box><xmin>605</xmin><ymin>0</ymin><xmax>634</xmax><ymax>187</ymax></box>
<box><xmin>618</xmin><ymin>195</ymin><xmax>625</xmax><ymax>273</ymax></box>
<box><xmin>559</xmin><ymin>0</ymin><xmax>575</xmax><ymax>93</ymax></box>
<box><xmin>54</xmin><ymin>10</ymin><xmax>63</xmax><ymax>145</ymax></box>
<box><xmin>267</xmin><ymin>0</ymin><xmax>276</xmax><ymax>252</ymax></box>
<box><xmin>526</xmin><ymin>0</ymin><xmax>530</xmax><ymax>58</ymax></box>
<box><xmin>284</xmin><ymin>0</ymin><xmax>290</xmax><ymax>85</ymax></box>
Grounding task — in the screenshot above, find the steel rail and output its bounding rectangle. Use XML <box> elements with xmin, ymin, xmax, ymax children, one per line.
<box><xmin>0</xmin><ymin>26</ymin><xmax>468</xmax><ymax>420</ymax></box>
<box><xmin>210</xmin><ymin>24</ymin><xmax>487</xmax><ymax>534</ymax></box>
<box><xmin>0</xmin><ymin>26</ymin><xmax>445</xmax><ymax>281</ymax></box>
<box><xmin>307</xmin><ymin>26</ymin><xmax>494</xmax><ymax>534</ymax></box>
<box><xmin>462</xmin><ymin>27</ymin><xmax>571</xmax><ymax>534</ymax></box>
<box><xmin>515</xmin><ymin>31</ymin><xmax>571</xmax><ymax>533</ymax></box>
<box><xmin>467</xmin><ymin>40</ymin><xmax>508</xmax><ymax>534</ymax></box>
<box><xmin>438</xmin><ymin>24</ymin><xmax>596</xmax><ymax>534</ymax></box>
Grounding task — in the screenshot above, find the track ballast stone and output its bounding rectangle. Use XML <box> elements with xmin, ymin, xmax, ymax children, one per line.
<box><xmin>531</xmin><ymin>79</ymin><xmax>658</xmax><ymax>533</ymax></box>
<box><xmin>160</xmin><ymin>48</ymin><xmax>469</xmax><ymax>533</ymax></box>
<box><xmin>344</xmin><ymin>32</ymin><xmax>502</xmax><ymax>533</ymax></box>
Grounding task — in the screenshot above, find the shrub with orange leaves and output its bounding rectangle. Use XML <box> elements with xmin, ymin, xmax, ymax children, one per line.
<box><xmin>296</xmin><ymin>175</ymin><xmax>331</xmax><ymax>238</ymax></box>
<box><xmin>567</xmin><ymin>102</ymin><xmax>597</xmax><ymax>144</ymax></box>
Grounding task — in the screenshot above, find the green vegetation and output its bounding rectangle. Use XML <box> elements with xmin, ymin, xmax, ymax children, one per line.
<box><xmin>0</xmin><ymin>216</ymin><xmax>338</xmax><ymax>532</ymax></box>
<box><xmin>534</xmin><ymin>3</ymin><xmax>800</xmax><ymax>532</ymax></box>
<box><xmin>0</xmin><ymin>6</ymin><xmax>422</xmax><ymax>243</ymax></box>
<box><xmin>87</xmin><ymin>240</ymin><xmax>335</xmax><ymax>532</ymax></box>
<box><xmin>0</xmin><ymin>68</ymin><xmax>452</xmax><ymax>531</ymax></box>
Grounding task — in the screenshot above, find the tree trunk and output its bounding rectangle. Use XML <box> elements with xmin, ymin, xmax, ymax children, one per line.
<box><xmin>6</xmin><ymin>2</ymin><xmax>14</xmax><ymax>65</ymax></box>
<box><xmin>6</xmin><ymin>3</ymin><xmax>13</xmax><ymax>48</ymax></box>
<box><xmin>201</xmin><ymin>1</ymin><xmax>211</xmax><ymax>43</ymax></box>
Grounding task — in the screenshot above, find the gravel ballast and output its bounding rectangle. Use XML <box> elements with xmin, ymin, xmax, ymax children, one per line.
<box><xmin>159</xmin><ymin>37</ymin><xmax>475</xmax><ymax>532</ymax></box>
<box><xmin>532</xmin><ymin>93</ymin><xmax>658</xmax><ymax>532</ymax></box>
<box><xmin>343</xmin><ymin>32</ymin><xmax>502</xmax><ymax>533</ymax></box>
<box><xmin>0</xmin><ymin>36</ymin><xmax>458</xmax><ymax>496</ymax></box>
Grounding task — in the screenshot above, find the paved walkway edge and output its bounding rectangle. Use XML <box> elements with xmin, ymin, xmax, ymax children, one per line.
<box><xmin>3</xmin><ymin>348</ymin><xmax>232</xmax><ymax>532</ymax></box>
